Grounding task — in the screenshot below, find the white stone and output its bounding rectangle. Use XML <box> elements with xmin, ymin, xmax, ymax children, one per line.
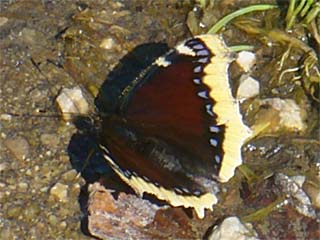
<box><xmin>0</xmin><ymin>113</ymin><xmax>12</xmax><ymax>121</ymax></box>
<box><xmin>237</xmin><ymin>75</ymin><xmax>260</xmax><ymax>101</ymax></box>
<box><xmin>209</xmin><ymin>216</ymin><xmax>259</xmax><ymax>240</ymax></box>
<box><xmin>56</xmin><ymin>86</ymin><xmax>89</xmax><ymax>121</ymax></box>
<box><xmin>291</xmin><ymin>175</ymin><xmax>306</xmax><ymax>188</ymax></box>
<box><xmin>275</xmin><ymin>173</ymin><xmax>316</xmax><ymax>218</ymax></box>
<box><xmin>236</xmin><ymin>51</ymin><xmax>256</xmax><ymax>72</ymax></box>
<box><xmin>261</xmin><ymin>98</ymin><xmax>306</xmax><ymax>132</ymax></box>
<box><xmin>100</xmin><ymin>38</ymin><xmax>116</xmax><ymax>50</ymax></box>
<box><xmin>50</xmin><ymin>182</ymin><xmax>69</xmax><ymax>202</ymax></box>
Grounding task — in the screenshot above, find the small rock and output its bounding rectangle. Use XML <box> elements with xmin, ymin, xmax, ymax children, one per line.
<box><xmin>4</xmin><ymin>136</ymin><xmax>30</xmax><ymax>161</ymax></box>
<box><xmin>25</xmin><ymin>169</ymin><xmax>32</xmax><ymax>176</ymax></box>
<box><xmin>48</xmin><ymin>214</ymin><xmax>58</xmax><ymax>226</ymax></box>
<box><xmin>18</xmin><ymin>182</ymin><xmax>28</xmax><ymax>192</ymax></box>
<box><xmin>237</xmin><ymin>75</ymin><xmax>260</xmax><ymax>101</ymax></box>
<box><xmin>290</xmin><ymin>175</ymin><xmax>306</xmax><ymax>187</ymax></box>
<box><xmin>0</xmin><ymin>17</ymin><xmax>8</xmax><ymax>27</ymax></box>
<box><xmin>50</xmin><ymin>182</ymin><xmax>69</xmax><ymax>202</ymax></box>
<box><xmin>56</xmin><ymin>86</ymin><xmax>89</xmax><ymax>121</ymax></box>
<box><xmin>40</xmin><ymin>187</ymin><xmax>49</xmax><ymax>193</ymax></box>
<box><xmin>256</xmin><ymin>98</ymin><xmax>306</xmax><ymax>133</ymax></box>
<box><xmin>100</xmin><ymin>37</ymin><xmax>116</xmax><ymax>50</ymax></box>
<box><xmin>0</xmin><ymin>162</ymin><xmax>9</xmax><ymax>172</ymax></box>
<box><xmin>275</xmin><ymin>173</ymin><xmax>316</xmax><ymax>218</ymax></box>
<box><xmin>0</xmin><ymin>113</ymin><xmax>12</xmax><ymax>121</ymax></box>
<box><xmin>59</xmin><ymin>221</ymin><xmax>67</xmax><ymax>229</ymax></box>
<box><xmin>209</xmin><ymin>216</ymin><xmax>259</xmax><ymax>240</ymax></box>
<box><xmin>263</xmin><ymin>98</ymin><xmax>306</xmax><ymax>132</ymax></box>
<box><xmin>236</xmin><ymin>51</ymin><xmax>256</xmax><ymax>72</ymax></box>
<box><xmin>88</xmin><ymin>183</ymin><xmax>166</xmax><ymax>239</ymax></box>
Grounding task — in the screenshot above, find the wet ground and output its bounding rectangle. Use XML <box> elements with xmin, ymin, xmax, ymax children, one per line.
<box><xmin>0</xmin><ymin>0</ymin><xmax>319</xmax><ymax>239</ymax></box>
<box><xmin>0</xmin><ymin>0</ymin><xmax>192</xmax><ymax>239</ymax></box>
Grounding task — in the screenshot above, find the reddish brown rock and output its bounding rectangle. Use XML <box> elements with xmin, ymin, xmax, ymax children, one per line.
<box><xmin>87</xmin><ymin>183</ymin><xmax>213</xmax><ymax>239</ymax></box>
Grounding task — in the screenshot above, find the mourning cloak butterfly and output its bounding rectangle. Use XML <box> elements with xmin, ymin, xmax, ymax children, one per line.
<box><xmin>98</xmin><ymin>34</ymin><xmax>252</xmax><ymax>218</ymax></box>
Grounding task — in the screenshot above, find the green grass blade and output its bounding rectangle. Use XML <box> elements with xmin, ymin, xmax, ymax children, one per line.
<box><xmin>229</xmin><ymin>45</ymin><xmax>255</xmax><ymax>52</ymax></box>
<box><xmin>207</xmin><ymin>4</ymin><xmax>278</xmax><ymax>34</ymax></box>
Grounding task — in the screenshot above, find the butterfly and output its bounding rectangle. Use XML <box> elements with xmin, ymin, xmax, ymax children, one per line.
<box><xmin>96</xmin><ymin>34</ymin><xmax>252</xmax><ymax>218</ymax></box>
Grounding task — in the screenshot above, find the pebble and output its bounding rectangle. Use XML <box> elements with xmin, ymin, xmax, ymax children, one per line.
<box><xmin>291</xmin><ymin>175</ymin><xmax>305</xmax><ymax>187</ymax></box>
<box><xmin>0</xmin><ymin>162</ymin><xmax>9</xmax><ymax>172</ymax></box>
<box><xmin>0</xmin><ymin>113</ymin><xmax>13</xmax><ymax>121</ymax></box>
<box><xmin>237</xmin><ymin>75</ymin><xmax>260</xmax><ymax>102</ymax></box>
<box><xmin>4</xmin><ymin>136</ymin><xmax>30</xmax><ymax>161</ymax></box>
<box><xmin>56</xmin><ymin>86</ymin><xmax>89</xmax><ymax>121</ymax></box>
<box><xmin>209</xmin><ymin>216</ymin><xmax>259</xmax><ymax>240</ymax></box>
<box><xmin>275</xmin><ymin>173</ymin><xmax>316</xmax><ymax>218</ymax></box>
<box><xmin>236</xmin><ymin>51</ymin><xmax>256</xmax><ymax>72</ymax></box>
<box><xmin>48</xmin><ymin>214</ymin><xmax>58</xmax><ymax>226</ymax></box>
<box><xmin>25</xmin><ymin>169</ymin><xmax>32</xmax><ymax>176</ymax></box>
<box><xmin>50</xmin><ymin>182</ymin><xmax>69</xmax><ymax>202</ymax></box>
<box><xmin>60</xmin><ymin>221</ymin><xmax>67</xmax><ymax>229</ymax></box>
<box><xmin>34</xmin><ymin>165</ymin><xmax>40</xmax><ymax>172</ymax></box>
<box><xmin>100</xmin><ymin>37</ymin><xmax>116</xmax><ymax>50</ymax></box>
<box><xmin>0</xmin><ymin>16</ymin><xmax>8</xmax><ymax>27</ymax></box>
<box><xmin>18</xmin><ymin>182</ymin><xmax>28</xmax><ymax>192</ymax></box>
<box><xmin>261</xmin><ymin>98</ymin><xmax>306</xmax><ymax>132</ymax></box>
<box><xmin>40</xmin><ymin>187</ymin><xmax>49</xmax><ymax>193</ymax></box>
